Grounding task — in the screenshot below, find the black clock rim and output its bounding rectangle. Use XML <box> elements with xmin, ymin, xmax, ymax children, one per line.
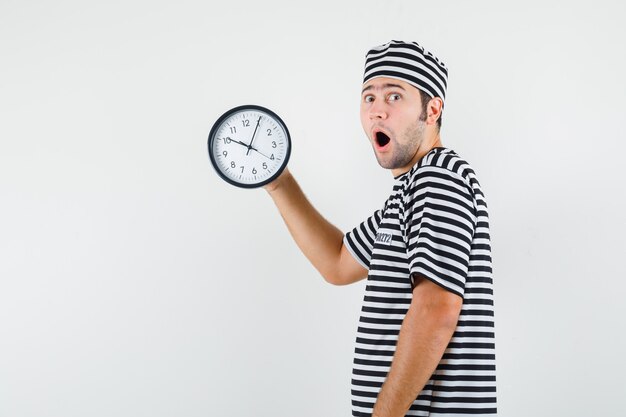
<box><xmin>208</xmin><ymin>104</ymin><xmax>292</xmax><ymax>189</ymax></box>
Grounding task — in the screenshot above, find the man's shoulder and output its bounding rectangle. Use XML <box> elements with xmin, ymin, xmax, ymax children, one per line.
<box><xmin>405</xmin><ymin>147</ymin><xmax>478</xmax><ymax>190</ymax></box>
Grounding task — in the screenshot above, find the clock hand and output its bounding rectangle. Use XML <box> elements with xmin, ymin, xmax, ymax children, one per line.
<box><xmin>224</xmin><ymin>136</ymin><xmax>271</xmax><ymax>159</ymax></box>
<box><xmin>246</xmin><ymin>116</ymin><xmax>262</xmax><ymax>156</ymax></box>
<box><xmin>224</xmin><ymin>137</ymin><xmax>249</xmax><ymax>148</ymax></box>
<box><xmin>248</xmin><ymin>146</ymin><xmax>272</xmax><ymax>160</ymax></box>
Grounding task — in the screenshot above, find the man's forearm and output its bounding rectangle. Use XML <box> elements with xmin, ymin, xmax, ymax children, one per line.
<box><xmin>265</xmin><ymin>169</ymin><xmax>344</xmax><ymax>282</ymax></box>
<box><xmin>372</xmin><ymin>292</ymin><xmax>459</xmax><ymax>417</ymax></box>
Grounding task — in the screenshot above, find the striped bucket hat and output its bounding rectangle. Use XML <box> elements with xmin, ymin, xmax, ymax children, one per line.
<box><xmin>363</xmin><ymin>40</ymin><xmax>449</xmax><ymax>107</ymax></box>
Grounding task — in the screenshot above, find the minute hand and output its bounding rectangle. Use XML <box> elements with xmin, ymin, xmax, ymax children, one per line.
<box><xmin>246</xmin><ymin>116</ymin><xmax>262</xmax><ymax>156</ymax></box>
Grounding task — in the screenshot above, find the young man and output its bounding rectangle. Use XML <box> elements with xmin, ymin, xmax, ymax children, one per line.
<box><xmin>265</xmin><ymin>40</ymin><xmax>497</xmax><ymax>417</ymax></box>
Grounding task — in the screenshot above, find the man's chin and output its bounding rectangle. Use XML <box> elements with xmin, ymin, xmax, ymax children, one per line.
<box><xmin>374</xmin><ymin>153</ymin><xmax>396</xmax><ymax>170</ymax></box>
<box><xmin>374</xmin><ymin>150</ymin><xmax>414</xmax><ymax>172</ymax></box>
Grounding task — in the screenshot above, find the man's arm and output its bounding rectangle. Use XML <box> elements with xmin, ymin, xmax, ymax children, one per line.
<box><xmin>372</xmin><ymin>275</ymin><xmax>462</xmax><ymax>417</ymax></box>
<box><xmin>264</xmin><ymin>168</ymin><xmax>367</xmax><ymax>286</ymax></box>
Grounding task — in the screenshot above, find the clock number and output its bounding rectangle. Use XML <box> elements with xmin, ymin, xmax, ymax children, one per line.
<box><xmin>240</xmin><ymin>166</ymin><xmax>244</xmax><ymax>173</ymax></box>
<box><xmin>270</xmin><ymin>154</ymin><xmax>275</xmax><ymax>160</ymax></box>
<box><xmin>262</xmin><ymin>162</ymin><xmax>267</xmax><ymax>170</ymax></box>
<box><xmin>223</xmin><ymin>137</ymin><xmax>231</xmax><ymax>144</ymax></box>
<box><xmin>252</xmin><ymin>168</ymin><xmax>257</xmax><ymax>175</ymax></box>
<box><xmin>231</xmin><ymin>161</ymin><xmax>236</xmax><ymax>168</ymax></box>
<box><xmin>223</xmin><ymin>151</ymin><xmax>228</xmax><ymax>157</ymax></box>
<box><xmin>230</xmin><ymin>126</ymin><xmax>237</xmax><ymax>134</ymax></box>
<box><xmin>267</xmin><ymin>129</ymin><xmax>272</xmax><ymax>136</ymax></box>
<box><xmin>272</xmin><ymin>141</ymin><xmax>277</xmax><ymax>148</ymax></box>
<box><xmin>242</xmin><ymin>119</ymin><xmax>250</xmax><ymax>127</ymax></box>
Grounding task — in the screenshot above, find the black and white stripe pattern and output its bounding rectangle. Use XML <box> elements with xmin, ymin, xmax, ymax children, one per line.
<box><xmin>364</xmin><ymin>40</ymin><xmax>449</xmax><ymax>106</ymax></box>
<box><xmin>344</xmin><ymin>147</ymin><xmax>496</xmax><ymax>416</ymax></box>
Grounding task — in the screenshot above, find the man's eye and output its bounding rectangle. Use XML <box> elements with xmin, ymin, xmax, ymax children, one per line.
<box><xmin>388</xmin><ymin>93</ymin><xmax>401</xmax><ymax>101</ymax></box>
<box><xmin>364</xmin><ymin>95</ymin><xmax>374</xmax><ymax>103</ymax></box>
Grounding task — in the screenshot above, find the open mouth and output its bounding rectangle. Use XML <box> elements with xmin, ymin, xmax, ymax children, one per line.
<box><xmin>375</xmin><ymin>131</ymin><xmax>391</xmax><ymax>148</ymax></box>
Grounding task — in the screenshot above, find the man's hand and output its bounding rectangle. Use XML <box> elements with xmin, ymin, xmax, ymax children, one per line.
<box><xmin>263</xmin><ymin>167</ymin><xmax>292</xmax><ymax>193</ymax></box>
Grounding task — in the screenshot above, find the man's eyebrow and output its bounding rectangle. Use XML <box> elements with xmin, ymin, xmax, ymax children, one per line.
<box><xmin>361</xmin><ymin>83</ymin><xmax>406</xmax><ymax>94</ymax></box>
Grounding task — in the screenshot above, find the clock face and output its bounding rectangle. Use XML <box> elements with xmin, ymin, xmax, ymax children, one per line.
<box><xmin>208</xmin><ymin>105</ymin><xmax>291</xmax><ymax>188</ymax></box>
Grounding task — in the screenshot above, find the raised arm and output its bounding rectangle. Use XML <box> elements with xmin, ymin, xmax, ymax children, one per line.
<box><xmin>264</xmin><ymin>168</ymin><xmax>367</xmax><ymax>286</ymax></box>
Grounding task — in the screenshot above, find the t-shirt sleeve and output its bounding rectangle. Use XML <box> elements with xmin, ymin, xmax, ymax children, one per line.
<box><xmin>402</xmin><ymin>168</ymin><xmax>477</xmax><ymax>298</ymax></box>
<box><xmin>343</xmin><ymin>208</ymin><xmax>383</xmax><ymax>269</ymax></box>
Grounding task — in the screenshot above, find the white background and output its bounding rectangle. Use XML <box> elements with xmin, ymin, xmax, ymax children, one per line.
<box><xmin>1</xmin><ymin>1</ymin><xmax>625</xmax><ymax>416</ymax></box>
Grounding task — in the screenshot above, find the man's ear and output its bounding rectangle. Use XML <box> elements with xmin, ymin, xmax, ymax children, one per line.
<box><xmin>427</xmin><ymin>97</ymin><xmax>443</xmax><ymax>126</ymax></box>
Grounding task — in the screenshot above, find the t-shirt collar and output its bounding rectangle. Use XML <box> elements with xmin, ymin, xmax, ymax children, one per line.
<box><xmin>393</xmin><ymin>146</ymin><xmax>447</xmax><ymax>181</ymax></box>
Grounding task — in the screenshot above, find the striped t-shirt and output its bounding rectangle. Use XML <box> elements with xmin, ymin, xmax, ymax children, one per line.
<box><xmin>344</xmin><ymin>147</ymin><xmax>496</xmax><ymax>416</ymax></box>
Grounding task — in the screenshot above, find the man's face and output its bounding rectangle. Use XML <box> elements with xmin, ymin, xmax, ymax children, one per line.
<box><xmin>360</xmin><ymin>77</ymin><xmax>427</xmax><ymax>175</ymax></box>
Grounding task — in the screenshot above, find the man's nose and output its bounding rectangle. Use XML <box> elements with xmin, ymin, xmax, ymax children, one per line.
<box><xmin>369</xmin><ymin>101</ymin><xmax>388</xmax><ymax>120</ymax></box>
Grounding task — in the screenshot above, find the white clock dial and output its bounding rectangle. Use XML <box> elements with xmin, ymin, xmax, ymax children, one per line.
<box><xmin>208</xmin><ymin>105</ymin><xmax>291</xmax><ymax>188</ymax></box>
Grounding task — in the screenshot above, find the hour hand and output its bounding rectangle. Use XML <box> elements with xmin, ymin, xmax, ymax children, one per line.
<box><xmin>223</xmin><ymin>137</ymin><xmax>249</xmax><ymax>148</ymax></box>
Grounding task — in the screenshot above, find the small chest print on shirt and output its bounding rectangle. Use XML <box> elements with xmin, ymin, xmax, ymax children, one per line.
<box><xmin>374</xmin><ymin>232</ymin><xmax>393</xmax><ymax>246</ymax></box>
